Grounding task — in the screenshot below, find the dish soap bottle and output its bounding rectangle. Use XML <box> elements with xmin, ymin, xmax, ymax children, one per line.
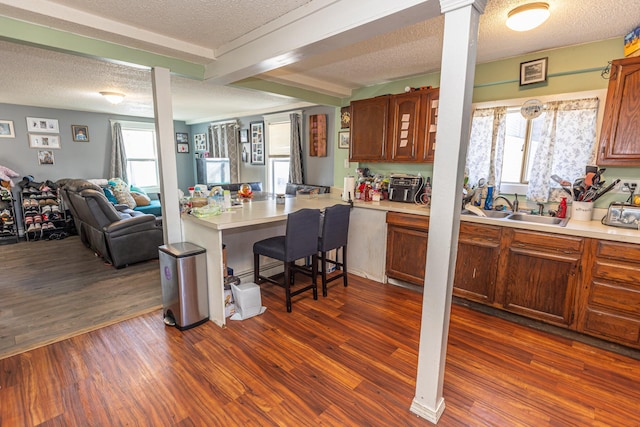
<box><xmin>483</xmin><ymin>186</ymin><xmax>494</xmax><ymax>210</ymax></box>
<box><xmin>557</xmin><ymin>197</ymin><xmax>567</xmax><ymax>218</ymax></box>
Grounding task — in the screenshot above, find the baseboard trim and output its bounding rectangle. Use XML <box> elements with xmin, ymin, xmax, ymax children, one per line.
<box><xmin>410</xmin><ymin>396</ymin><xmax>445</xmax><ymax>423</ymax></box>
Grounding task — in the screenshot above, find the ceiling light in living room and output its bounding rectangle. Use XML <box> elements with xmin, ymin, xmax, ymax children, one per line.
<box><xmin>506</xmin><ymin>2</ymin><xmax>550</xmax><ymax>31</ymax></box>
<box><xmin>100</xmin><ymin>91</ymin><xmax>125</xmax><ymax>104</ymax></box>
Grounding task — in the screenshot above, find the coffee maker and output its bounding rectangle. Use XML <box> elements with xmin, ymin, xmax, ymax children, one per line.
<box><xmin>388</xmin><ymin>174</ymin><xmax>423</xmax><ymax>203</ymax></box>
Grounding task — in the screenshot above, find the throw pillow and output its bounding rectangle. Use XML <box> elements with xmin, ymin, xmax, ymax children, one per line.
<box><xmin>130</xmin><ymin>184</ymin><xmax>147</xmax><ymax>196</ymax></box>
<box><xmin>131</xmin><ymin>191</ymin><xmax>151</xmax><ymax>206</ymax></box>
<box><xmin>114</xmin><ymin>189</ymin><xmax>137</xmax><ymax>209</ymax></box>
<box><xmin>103</xmin><ymin>187</ymin><xmax>118</xmax><ymax>204</ymax></box>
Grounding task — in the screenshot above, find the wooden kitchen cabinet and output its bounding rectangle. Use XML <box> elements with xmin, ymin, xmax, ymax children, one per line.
<box><xmin>496</xmin><ymin>229</ymin><xmax>584</xmax><ymax>328</ymax></box>
<box><xmin>597</xmin><ymin>56</ymin><xmax>640</xmax><ymax>165</ymax></box>
<box><xmin>350</xmin><ymin>88</ymin><xmax>439</xmax><ymax>163</ymax></box>
<box><xmin>385</xmin><ymin>212</ymin><xmax>429</xmax><ymax>286</ymax></box>
<box><xmin>453</xmin><ymin>222</ymin><xmax>502</xmax><ymax>304</ymax></box>
<box><xmin>577</xmin><ymin>240</ymin><xmax>640</xmax><ymax>349</ymax></box>
<box><xmin>349</xmin><ymin>96</ymin><xmax>389</xmax><ymax>162</ymax></box>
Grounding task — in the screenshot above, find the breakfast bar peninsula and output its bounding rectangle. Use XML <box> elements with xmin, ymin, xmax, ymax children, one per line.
<box><xmin>181</xmin><ymin>194</ymin><xmax>346</xmax><ymax>326</ymax></box>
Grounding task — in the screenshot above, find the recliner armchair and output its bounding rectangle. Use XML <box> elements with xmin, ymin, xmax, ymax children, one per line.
<box><xmin>59</xmin><ymin>179</ymin><xmax>164</xmax><ymax>268</ymax></box>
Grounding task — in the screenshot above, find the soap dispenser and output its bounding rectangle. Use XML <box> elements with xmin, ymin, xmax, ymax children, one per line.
<box><xmin>484</xmin><ymin>186</ymin><xmax>494</xmax><ymax>210</ymax></box>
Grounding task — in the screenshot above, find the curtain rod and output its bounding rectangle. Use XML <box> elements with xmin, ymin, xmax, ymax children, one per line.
<box><xmin>209</xmin><ymin>119</ymin><xmax>239</xmax><ymax>126</ymax></box>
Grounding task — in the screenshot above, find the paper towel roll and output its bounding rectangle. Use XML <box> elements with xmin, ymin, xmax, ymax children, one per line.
<box><xmin>343</xmin><ymin>176</ymin><xmax>355</xmax><ymax>201</ymax></box>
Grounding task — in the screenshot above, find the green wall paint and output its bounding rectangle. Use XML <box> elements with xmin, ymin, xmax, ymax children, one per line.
<box><xmin>0</xmin><ymin>17</ymin><xmax>205</xmax><ymax>79</ymax></box>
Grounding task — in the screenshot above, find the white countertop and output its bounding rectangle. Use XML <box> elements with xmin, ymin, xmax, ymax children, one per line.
<box><xmin>181</xmin><ymin>194</ymin><xmax>346</xmax><ymax>231</ymax></box>
<box><xmin>350</xmin><ymin>198</ymin><xmax>640</xmax><ymax>244</ymax></box>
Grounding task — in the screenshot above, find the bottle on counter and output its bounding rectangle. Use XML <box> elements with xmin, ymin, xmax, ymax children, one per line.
<box><xmin>484</xmin><ymin>186</ymin><xmax>494</xmax><ymax>210</ymax></box>
<box><xmin>557</xmin><ymin>197</ymin><xmax>567</xmax><ymax>218</ymax></box>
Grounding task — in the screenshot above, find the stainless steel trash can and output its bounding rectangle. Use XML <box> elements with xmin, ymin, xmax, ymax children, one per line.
<box><xmin>159</xmin><ymin>242</ymin><xmax>208</xmax><ymax>330</ymax></box>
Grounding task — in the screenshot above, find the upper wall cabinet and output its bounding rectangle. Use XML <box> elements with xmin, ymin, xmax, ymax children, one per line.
<box><xmin>597</xmin><ymin>56</ymin><xmax>640</xmax><ymax>166</ymax></box>
<box><xmin>349</xmin><ymin>96</ymin><xmax>390</xmax><ymax>162</ymax></box>
<box><xmin>349</xmin><ymin>88</ymin><xmax>439</xmax><ymax>163</ymax></box>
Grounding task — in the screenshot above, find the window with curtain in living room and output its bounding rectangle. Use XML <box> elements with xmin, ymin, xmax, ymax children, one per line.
<box><xmin>120</xmin><ymin>122</ymin><xmax>159</xmax><ymax>189</ymax></box>
<box><xmin>265</xmin><ymin>115</ymin><xmax>291</xmax><ymax>194</ymax></box>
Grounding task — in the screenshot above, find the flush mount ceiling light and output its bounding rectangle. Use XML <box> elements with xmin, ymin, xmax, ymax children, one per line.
<box><xmin>100</xmin><ymin>91</ymin><xmax>125</xmax><ymax>104</ymax></box>
<box><xmin>506</xmin><ymin>2</ymin><xmax>550</xmax><ymax>31</ymax></box>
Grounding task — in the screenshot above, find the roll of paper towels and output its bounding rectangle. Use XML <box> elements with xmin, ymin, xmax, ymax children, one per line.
<box><xmin>343</xmin><ymin>176</ymin><xmax>355</xmax><ymax>201</ymax></box>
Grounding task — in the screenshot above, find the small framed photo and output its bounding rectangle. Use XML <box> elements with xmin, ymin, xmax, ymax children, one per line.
<box><xmin>340</xmin><ymin>106</ymin><xmax>351</xmax><ymax>129</ymax></box>
<box><xmin>0</xmin><ymin>120</ymin><xmax>15</xmax><ymax>138</ymax></box>
<box><xmin>26</xmin><ymin>117</ymin><xmax>59</xmax><ymax>133</ymax></box>
<box><xmin>520</xmin><ymin>57</ymin><xmax>548</xmax><ymax>86</ymax></box>
<box><xmin>38</xmin><ymin>150</ymin><xmax>55</xmax><ymax>165</ymax></box>
<box><xmin>177</xmin><ymin>143</ymin><xmax>189</xmax><ymax>153</ymax></box>
<box><xmin>250</xmin><ymin>121</ymin><xmax>265</xmax><ymax>165</ymax></box>
<box><xmin>29</xmin><ymin>134</ymin><xmax>61</xmax><ymax>149</ymax></box>
<box><xmin>176</xmin><ymin>132</ymin><xmax>189</xmax><ymax>143</ymax></box>
<box><xmin>239</xmin><ymin>129</ymin><xmax>249</xmax><ymax>143</ymax></box>
<box><xmin>71</xmin><ymin>125</ymin><xmax>90</xmax><ymax>142</ymax></box>
<box><xmin>338</xmin><ymin>130</ymin><xmax>350</xmax><ymax>149</ymax></box>
<box><xmin>194</xmin><ymin>133</ymin><xmax>207</xmax><ymax>152</ymax></box>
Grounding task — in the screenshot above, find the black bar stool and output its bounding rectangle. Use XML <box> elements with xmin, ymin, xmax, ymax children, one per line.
<box><xmin>318</xmin><ymin>204</ymin><xmax>351</xmax><ymax>297</ymax></box>
<box><xmin>253</xmin><ymin>208</ymin><xmax>321</xmax><ymax>312</ymax></box>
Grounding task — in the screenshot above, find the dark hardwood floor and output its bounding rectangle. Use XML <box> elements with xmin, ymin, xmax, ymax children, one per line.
<box><xmin>1</xmin><ymin>272</ymin><xmax>639</xmax><ymax>426</ymax></box>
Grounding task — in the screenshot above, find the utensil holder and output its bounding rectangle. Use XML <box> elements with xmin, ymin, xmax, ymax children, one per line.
<box><xmin>571</xmin><ymin>201</ymin><xmax>593</xmax><ymax>221</ymax></box>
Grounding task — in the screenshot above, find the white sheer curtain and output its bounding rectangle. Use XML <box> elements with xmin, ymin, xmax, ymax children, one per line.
<box><xmin>110</xmin><ymin>122</ymin><xmax>128</xmax><ymax>182</ymax></box>
<box><xmin>526</xmin><ymin>98</ymin><xmax>599</xmax><ymax>202</ymax></box>
<box><xmin>289</xmin><ymin>113</ymin><xmax>304</xmax><ymax>184</ymax></box>
<box><xmin>208</xmin><ymin>121</ymin><xmax>240</xmax><ymax>183</ymax></box>
<box><xmin>465</xmin><ymin>106</ymin><xmax>507</xmax><ymax>191</ymax></box>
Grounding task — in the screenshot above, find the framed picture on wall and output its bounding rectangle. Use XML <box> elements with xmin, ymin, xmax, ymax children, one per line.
<box><xmin>29</xmin><ymin>133</ymin><xmax>61</xmax><ymax>149</ymax></box>
<box><xmin>71</xmin><ymin>125</ymin><xmax>90</xmax><ymax>142</ymax></box>
<box><xmin>176</xmin><ymin>132</ymin><xmax>189</xmax><ymax>143</ymax></box>
<box><xmin>194</xmin><ymin>133</ymin><xmax>207</xmax><ymax>152</ymax></box>
<box><xmin>26</xmin><ymin>117</ymin><xmax>59</xmax><ymax>133</ymax></box>
<box><xmin>250</xmin><ymin>121</ymin><xmax>265</xmax><ymax>165</ymax></box>
<box><xmin>520</xmin><ymin>57</ymin><xmax>548</xmax><ymax>86</ymax></box>
<box><xmin>239</xmin><ymin>129</ymin><xmax>248</xmax><ymax>143</ymax></box>
<box><xmin>338</xmin><ymin>130</ymin><xmax>350</xmax><ymax>149</ymax></box>
<box><xmin>0</xmin><ymin>120</ymin><xmax>15</xmax><ymax>138</ymax></box>
<box><xmin>37</xmin><ymin>150</ymin><xmax>55</xmax><ymax>165</ymax></box>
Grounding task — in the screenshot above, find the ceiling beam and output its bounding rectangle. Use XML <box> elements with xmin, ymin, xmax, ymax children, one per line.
<box><xmin>204</xmin><ymin>0</ymin><xmax>442</xmax><ymax>84</ymax></box>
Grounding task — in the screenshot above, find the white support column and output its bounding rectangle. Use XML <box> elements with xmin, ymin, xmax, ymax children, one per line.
<box><xmin>151</xmin><ymin>67</ymin><xmax>182</xmax><ymax>244</ymax></box>
<box><xmin>410</xmin><ymin>0</ymin><xmax>485</xmax><ymax>423</ymax></box>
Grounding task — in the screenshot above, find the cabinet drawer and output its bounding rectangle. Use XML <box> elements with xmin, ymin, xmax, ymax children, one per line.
<box><xmin>582</xmin><ymin>307</ymin><xmax>640</xmax><ymax>345</ymax></box>
<box><xmin>593</xmin><ymin>259</ymin><xmax>640</xmax><ymax>284</ymax></box>
<box><xmin>589</xmin><ymin>279</ymin><xmax>640</xmax><ymax>315</ymax></box>
<box><xmin>509</xmin><ymin>229</ymin><xmax>583</xmax><ymax>253</ymax></box>
<box><xmin>386</xmin><ymin>212</ymin><xmax>429</xmax><ymax>231</ymax></box>
<box><xmin>596</xmin><ymin>240</ymin><xmax>640</xmax><ymax>263</ymax></box>
<box><xmin>459</xmin><ymin>222</ymin><xmax>501</xmax><ymax>244</ymax></box>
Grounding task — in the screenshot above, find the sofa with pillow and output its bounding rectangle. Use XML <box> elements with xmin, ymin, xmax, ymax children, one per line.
<box><xmin>59</xmin><ymin>179</ymin><xmax>164</xmax><ymax>268</ymax></box>
<box><xmin>103</xmin><ymin>179</ymin><xmax>162</xmax><ymax>217</ymax></box>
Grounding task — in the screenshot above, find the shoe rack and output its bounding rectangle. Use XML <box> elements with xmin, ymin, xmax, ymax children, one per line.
<box><xmin>20</xmin><ymin>187</ymin><xmax>67</xmax><ymax>241</ymax></box>
<box><xmin>0</xmin><ymin>186</ymin><xmax>19</xmax><ymax>244</ymax></box>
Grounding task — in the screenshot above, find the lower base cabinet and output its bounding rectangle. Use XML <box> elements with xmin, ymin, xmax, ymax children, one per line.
<box><xmin>386</xmin><ymin>212</ymin><xmax>429</xmax><ymax>286</ymax></box>
<box><xmin>577</xmin><ymin>240</ymin><xmax>640</xmax><ymax>348</ymax></box>
<box><xmin>385</xmin><ymin>212</ymin><xmax>640</xmax><ymax>350</ymax></box>
<box><xmin>496</xmin><ymin>229</ymin><xmax>584</xmax><ymax>328</ymax></box>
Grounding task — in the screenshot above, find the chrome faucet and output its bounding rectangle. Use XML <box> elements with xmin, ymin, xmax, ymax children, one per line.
<box><xmin>493</xmin><ymin>194</ymin><xmax>519</xmax><ymax>212</ymax></box>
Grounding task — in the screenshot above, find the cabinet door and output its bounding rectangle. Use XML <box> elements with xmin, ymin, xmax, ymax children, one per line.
<box><xmin>453</xmin><ymin>222</ymin><xmax>501</xmax><ymax>304</ymax></box>
<box><xmin>349</xmin><ymin>96</ymin><xmax>389</xmax><ymax>162</ymax></box>
<box><xmin>385</xmin><ymin>212</ymin><xmax>429</xmax><ymax>286</ymax></box>
<box><xmin>388</xmin><ymin>92</ymin><xmax>422</xmax><ymax>162</ymax></box>
<box><xmin>597</xmin><ymin>56</ymin><xmax>640</xmax><ymax>165</ymax></box>
<box><xmin>422</xmin><ymin>89</ymin><xmax>439</xmax><ymax>163</ymax></box>
<box><xmin>498</xmin><ymin>230</ymin><xmax>582</xmax><ymax>327</ymax></box>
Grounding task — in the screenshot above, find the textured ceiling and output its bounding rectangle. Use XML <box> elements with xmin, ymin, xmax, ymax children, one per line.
<box><xmin>0</xmin><ymin>0</ymin><xmax>639</xmax><ymax>122</ymax></box>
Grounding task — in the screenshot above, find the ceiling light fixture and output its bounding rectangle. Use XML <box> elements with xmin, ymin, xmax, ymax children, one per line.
<box><xmin>506</xmin><ymin>2</ymin><xmax>550</xmax><ymax>32</ymax></box>
<box><xmin>100</xmin><ymin>91</ymin><xmax>125</xmax><ymax>104</ymax></box>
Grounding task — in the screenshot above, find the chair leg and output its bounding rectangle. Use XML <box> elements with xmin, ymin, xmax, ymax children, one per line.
<box><xmin>312</xmin><ymin>254</ymin><xmax>318</xmax><ymax>300</ymax></box>
<box><xmin>254</xmin><ymin>253</ymin><xmax>260</xmax><ymax>284</ymax></box>
<box><xmin>284</xmin><ymin>262</ymin><xmax>292</xmax><ymax>313</ymax></box>
<box><xmin>342</xmin><ymin>245</ymin><xmax>348</xmax><ymax>288</ymax></box>
<box><xmin>320</xmin><ymin>251</ymin><xmax>328</xmax><ymax>297</ymax></box>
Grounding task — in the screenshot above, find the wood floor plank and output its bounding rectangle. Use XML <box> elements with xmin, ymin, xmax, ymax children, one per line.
<box><xmin>2</xmin><ymin>255</ymin><xmax>640</xmax><ymax>425</ymax></box>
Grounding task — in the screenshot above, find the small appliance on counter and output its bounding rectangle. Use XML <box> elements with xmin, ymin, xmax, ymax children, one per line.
<box><xmin>388</xmin><ymin>174</ymin><xmax>423</xmax><ymax>203</ymax></box>
<box><xmin>602</xmin><ymin>202</ymin><xmax>640</xmax><ymax>229</ymax></box>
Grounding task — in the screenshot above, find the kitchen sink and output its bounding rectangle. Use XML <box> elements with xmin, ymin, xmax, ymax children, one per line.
<box><xmin>506</xmin><ymin>213</ymin><xmax>569</xmax><ymax>227</ymax></box>
<box><xmin>461</xmin><ymin>209</ymin><xmax>511</xmax><ymax>218</ymax></box>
